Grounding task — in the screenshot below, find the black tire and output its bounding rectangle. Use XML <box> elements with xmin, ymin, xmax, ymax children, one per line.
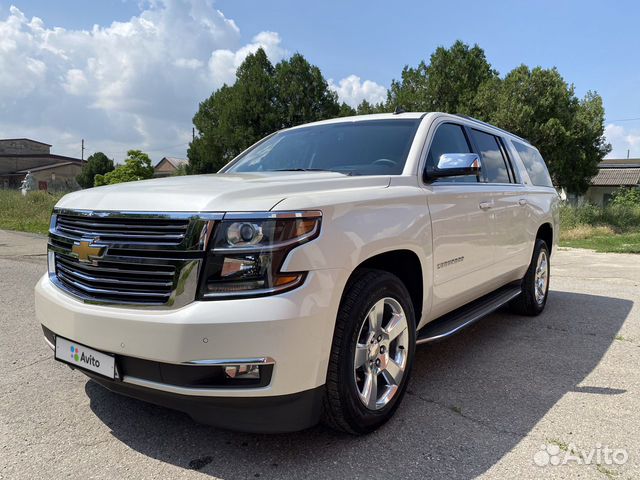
<box><xmin>509</xmin><ymin>239</ymin><xmax>550</xmax><ymax>316</ymax></box>
<box><xmin>322</xmin><ymin>269</ymin><xmax>416</xmax><ymax>435</ymax></box>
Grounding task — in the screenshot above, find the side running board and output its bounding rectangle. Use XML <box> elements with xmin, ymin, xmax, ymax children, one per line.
<box><xmin>416</xmin><ymin>283</ymin><xmax>522</xmax><ymax>345</ymax></box>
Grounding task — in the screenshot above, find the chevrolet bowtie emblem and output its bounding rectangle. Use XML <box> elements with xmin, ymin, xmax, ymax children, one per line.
<box><xmin>71</xmin><ymin>240</ymin><xmax>106</xmax><ymax>263</ymax></box>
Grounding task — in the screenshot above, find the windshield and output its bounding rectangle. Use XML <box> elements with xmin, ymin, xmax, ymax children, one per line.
<box><xmin>224</xmin><ymin>119</ymin><xmax>421</xmax><ymax>176</ymax></box>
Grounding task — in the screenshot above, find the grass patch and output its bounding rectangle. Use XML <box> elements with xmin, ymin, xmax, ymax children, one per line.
<box><xmin>547</xmin><ymin>438</ymin><xmax>570</xmax><ymax>452</ymax></box>
<box><xmin>560</xmin><ymin>204</ymin><xmax>640</xmax><ymax>253</ymax></box>
<box><xmin>560</xmin><ymin>231</ymin><xmax>640</xmax><ymax>254</ymax></box>
<box><xmin>0</xmin><ymin>190</ymin><xmax>62</xmax><ymax>235</ymax></box>
<box><xmin>561</xmin><ymin>225</ymin><xmax>615</xmax><ymax>241</ymax></box>
<box><xmin>596</xmin><ymin>464</ymin><xmax>619</xmax><ymax>478</ymax></box>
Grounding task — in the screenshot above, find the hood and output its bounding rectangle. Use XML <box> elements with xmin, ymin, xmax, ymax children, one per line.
<box><xmin>56</xmin><ymin>172</ymin><xmax>391</xmax><ymax>212</ymax></box>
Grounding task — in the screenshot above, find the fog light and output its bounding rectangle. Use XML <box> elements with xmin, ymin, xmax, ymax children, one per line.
<box><xmin>224</xmin><ymin>364</ymin><xmax>260</xmax><ymax>380</ymax></box>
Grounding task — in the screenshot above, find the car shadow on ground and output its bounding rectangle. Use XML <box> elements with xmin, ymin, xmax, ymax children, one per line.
<box><xmin>86</xmin><ymin>290</ymin><xmax>633</xmax><ymax>479</ymax></box>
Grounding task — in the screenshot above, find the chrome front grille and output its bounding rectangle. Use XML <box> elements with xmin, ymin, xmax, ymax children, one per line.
<box><xmin>48</xmin><ymin>209</ymin><xmax>222</xmax><ymax>308</ymax></box>
<box><xmin>55</xmin><ymin>212</ymin><xmax>190</xmax><ymax>246</ymax></box>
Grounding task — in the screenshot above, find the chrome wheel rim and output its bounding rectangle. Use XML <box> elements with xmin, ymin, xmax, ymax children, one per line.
<box><xmin>534</xmin><ymin>250</ymin><xmax>549</xmax><ymax>305</ymax></box>
<box><xmin>354</xmin><ymin>297</ymin><xmax>409</xmax><ymax>410</ymax></box>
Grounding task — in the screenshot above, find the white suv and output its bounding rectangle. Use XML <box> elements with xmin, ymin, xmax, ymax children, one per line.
<box><xmin>35</xmin><ymin>112</ymin><xmax>559</xmax><ymax>434</ymax></box>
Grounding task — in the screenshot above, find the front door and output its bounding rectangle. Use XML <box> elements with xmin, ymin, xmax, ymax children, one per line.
<box><xmin>423</xmin><ymin>122</ymin><xmax>495</xmax><ymax>317</ymax></box>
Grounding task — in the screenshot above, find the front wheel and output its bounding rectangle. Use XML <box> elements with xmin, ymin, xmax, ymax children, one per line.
<box><xmin>510</xmin><ymin>239</ymin><xmax>550</xmax><ymax>316</ymax></box>
<box><xmin>322</xmin><ymin>269</ymin><xmax>416</xmax><ymax>434</ymax></box>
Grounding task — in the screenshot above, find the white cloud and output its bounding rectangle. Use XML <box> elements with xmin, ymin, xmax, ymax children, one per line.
<box><xmin>0</xmin><ymin>1</ymin><xmax>385</xmax><ymax>162</ymax></box>
<box><xmin>329</xmin><ymin>74</ymin><xmax>387</xmax><ymax>108</ymax></box>
<box><xmin>0</xmin><ymin>1</ymin><xmax>283</xmax><ymax>160</ymax></box>
<box><xmin>605</xmin><ymin>123</ymin><xmax>640</xmax><ymax>159</ymax></box>
<box><xmin>208</xmin><ymin>31</ymin><xmax>287</xmax><ymax>87</ymax></box>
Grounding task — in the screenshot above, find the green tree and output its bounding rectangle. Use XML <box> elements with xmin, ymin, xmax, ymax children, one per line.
<box><xmin>273</xmin><ymin>53</ymin><xmax>341</xmax><ymax>126</ymax></box>
<box><xmin>338</xmin><ymin>102</ymin><xmax>356</xmax><ymax>117</ymax></box>
<box><xmin>94</xmin><ymin>150</ymin><xmax>154</xmax><ymax>186</ymax></box>
<box><xmin>387</xmin><ymin>40</ymin><xmax>609</xmax><ymax>194</ymax></box>
<box><xmin>188</xmin><ymin>48</ymin><xmax>344</xmax><ymax>174</ymax></box>
<box><xmin>485</xmin><ymin>66</ymin><xmax>610</xmax><ymax>194</ymax></box>
<box><xmin>76</xmin><ymin>152</ymin><xmax>114</xmax><ymax>188</ymax></box>
<box><xmin>356</xmin><ymin>99</ymin><xmax>386</xmax><ymax>115</ymax></box>
<box><xmin>188</xmin><ymin>49</ymin><xmax>279</xmax><ymax>174</ymax></box>
<box><xmin>386</xmin><ymin>40</ymin><xmax>497</xmax><ymax>114</ymax></box>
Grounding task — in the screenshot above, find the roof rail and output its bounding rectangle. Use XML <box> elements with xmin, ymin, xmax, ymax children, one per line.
<box><xmin>453</xmin><ymin>114</ymin><xmax>531</xmax><ymax>145</ymax></box>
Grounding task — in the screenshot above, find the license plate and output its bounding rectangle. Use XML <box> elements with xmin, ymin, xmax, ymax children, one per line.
<box><xmin>55</xmin><ymin>336</ymin><xmax>116</xmax><ymax>380</ymax></box>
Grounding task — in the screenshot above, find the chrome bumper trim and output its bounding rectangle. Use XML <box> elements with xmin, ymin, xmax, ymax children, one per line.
<box><xmin>122</xmin><ymin>375</ymin><xmax>270</xmax><ymax>396</ymax></box>
<box><xmin>183</xmin><ymin>357</ymin><xmax>276</xmax><ymax>366</ymax></box>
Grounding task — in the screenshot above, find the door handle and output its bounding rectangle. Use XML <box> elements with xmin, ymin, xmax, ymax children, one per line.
<box><xmin>519</xmin><ymin>198</ymin><xmax>527</xmax><ymax>206</ymax></box>
<box><xmin>479</xmin><ymin>201</ymin><xmax>492</xmax><ymax>210</ymax></box>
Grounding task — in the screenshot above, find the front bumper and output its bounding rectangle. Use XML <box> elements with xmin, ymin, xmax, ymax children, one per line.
<box><xmin>35</xmin><ymin>268</ymin><xmax>346</xmax><ymax>431</ymax></box>
<box><xmin>86</xmin><ymin>366</ymin><xmax>324</xmax><ymax>433</ymax></box>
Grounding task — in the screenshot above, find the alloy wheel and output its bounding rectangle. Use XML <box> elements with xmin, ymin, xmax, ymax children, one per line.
<box><xmin>353</xmin><ymin>297</ymin><xmax>409</xmax><ymax>410</ymax></box>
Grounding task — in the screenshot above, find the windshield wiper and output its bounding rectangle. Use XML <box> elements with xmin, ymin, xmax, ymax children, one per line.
<box><xmin>272</xmin><ymin>168</ymin><xmax>351</xmax><ymax>175</ymax></box>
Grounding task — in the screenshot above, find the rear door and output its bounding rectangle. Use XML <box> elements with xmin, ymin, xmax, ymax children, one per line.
<box><xmin>467</xmin><ymin>128</ymin><xmax>530</xmax><ymax>276</ymax></box>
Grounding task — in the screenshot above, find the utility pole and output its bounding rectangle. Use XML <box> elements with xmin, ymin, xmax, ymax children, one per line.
<box><xmin>627</xmin><ymin>149</ymin><xmax>630</xmax><ymax>159</ymax></box>
<box><xmin>192</xmin><ymin>127</ymin><xmax>195</xmax><ymax>142</ymax></box>
<box><xmin>81</xmin><ymin>139</ymin><xmax>85</xmax><ymax>161</ymax></box>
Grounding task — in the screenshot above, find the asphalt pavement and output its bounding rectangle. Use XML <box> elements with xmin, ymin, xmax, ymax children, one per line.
<box><xmin>1</xmin><ymin>229</ymin><xmax>639</xmax><ymax>479</ymax></box>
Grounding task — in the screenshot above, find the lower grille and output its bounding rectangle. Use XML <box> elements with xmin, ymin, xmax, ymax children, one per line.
<box><xmin>54</xmin><ymin>253</ymin><xmax>177</xmax><ymax>305</ymax></box>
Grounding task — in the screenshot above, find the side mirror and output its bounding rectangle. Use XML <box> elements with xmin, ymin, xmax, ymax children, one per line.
<box><xmin>424</xmin><ymin>153</ymin><xmax>481</xmax><ymax>182</ymax></box>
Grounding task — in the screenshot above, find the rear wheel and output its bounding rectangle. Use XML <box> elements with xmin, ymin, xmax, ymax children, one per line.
<box><xmin>510</xmin><ymin>239</ymin><xmax>550</xmax><ymax>316</ymax></box>
<box><xmin>322</xmin><ymin>269</ymin><xmax>416</xmax><ymax>434</ymax></box>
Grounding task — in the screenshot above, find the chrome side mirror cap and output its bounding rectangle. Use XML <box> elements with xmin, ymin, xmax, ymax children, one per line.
<box><xmin>424</xmin><ymin>153</ymin><xmax>481</xmax><ymax>182</ymax></box>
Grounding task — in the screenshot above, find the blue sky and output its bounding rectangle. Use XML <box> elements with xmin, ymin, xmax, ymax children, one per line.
<box><xmin>2</xmin><ymin>0</ymin><xmax>639</xmax><ymax>160</ymax></box>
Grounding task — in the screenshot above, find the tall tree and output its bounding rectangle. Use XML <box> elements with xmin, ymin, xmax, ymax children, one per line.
<box><xmin>339</xmin><ymin>102</ymin><xmax>357</xmax><ymax>117</ymax></box>
<box><xmin>188</xmin><ymin>85</ymin><xmax>236</xmax><ymax>175</ymax></box>
<box><xmin>94</xmin><ymin>150</ymin><xmax>154</xmax><ymax>186</ymax></box>
<box><xmin>484</xmin><ymin>66</ymin><xmax>610</xmax><ymax>194</ymax></box>
<box><xmin>76</xmin><ymin>152</ymin><xmax>114</xmax><ymax>188</ymax></box>
<box><xmin>387</xmin><ymin>40</ymin><xmax>609</xmax><ymax>193</ymax></box>
<box><xmin>387</xmin><ymin>40</ymin><xmax>497</xmax><ymax>114</ymax></box>
<box><xmin>356</xmin><ymin>99</ymin><xmax>386</xmax><ymax>115</ymax></box>
<box><xmin>188</xmin><ymin>48</ymin><xmax>344</xmax><ymax>174</ymax></box>
<box><xmin>274</xmin><ymin>53</ymin><xmax>341</xmax><ymax>126</ymax></box>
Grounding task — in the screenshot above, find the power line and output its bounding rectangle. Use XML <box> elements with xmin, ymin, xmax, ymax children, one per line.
<box><xmin>83</xmin><ymin>142</ymin><xmax>189</xmax><ymax>159</ymax></box>
<box><xmin>605</xmin><ymin>117</ymin><xmax>640</xmax><ymax>123</ymax></box>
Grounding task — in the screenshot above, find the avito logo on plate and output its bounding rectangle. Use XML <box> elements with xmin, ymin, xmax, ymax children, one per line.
<box><xmin>70</xmin><ymin>344</ymin><xmax>100</xmax><ymax>368</ymax></box>
<box><xmin>55</xmin><ymin>337</ymin><xmax>116</xmax><ymax>379</ymax></box>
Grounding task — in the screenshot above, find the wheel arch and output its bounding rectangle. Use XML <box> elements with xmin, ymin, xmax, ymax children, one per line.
<box><xmin>347</xmin><ymin>249</ymin><xmax>424</xmax><ymax>325</ymax></box>
<box><xmin>536</xmin><ymin>222</ymin><xmax>553</xmax><ymax>255</ymax></box>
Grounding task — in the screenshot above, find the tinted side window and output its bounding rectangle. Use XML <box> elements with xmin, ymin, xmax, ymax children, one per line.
<box><xmin>513</xmin><ymin>141</ymin><xmax>554</xmax><ymax>187</ymax></box>
<box><xmin>470</xmin><ymin>129</ymin><xmax>511</xmax><ymax>183</ymax></box>
<box><xmin>427</xmin><ymin>123</ymin><xmax>477</xmax><ymax>183</ymax></box>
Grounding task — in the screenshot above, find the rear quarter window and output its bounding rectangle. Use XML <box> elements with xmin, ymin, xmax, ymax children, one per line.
<box><xmin>512</xmin><ymin>141</ymin><xmax>553</xmax><ymax>187</ymax></box>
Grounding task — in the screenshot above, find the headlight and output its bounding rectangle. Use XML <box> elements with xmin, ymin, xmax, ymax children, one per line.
<box><xmin>198</xmin><ymin>211</ymin><xmax>321</xmax><ymax>299</ymax></box>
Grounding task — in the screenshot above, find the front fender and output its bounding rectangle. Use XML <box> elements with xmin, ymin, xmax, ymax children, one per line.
<box><xmin>274</xmin><ymin>185</ymin><xmax>433</xmax><ymax>324</ymax></box>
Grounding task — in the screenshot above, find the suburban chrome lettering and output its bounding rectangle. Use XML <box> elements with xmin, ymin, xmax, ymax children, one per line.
<box><xmin>437</xmin><ymin>256</ymin><xmax>465</xmax><ymax>269</ymax></box>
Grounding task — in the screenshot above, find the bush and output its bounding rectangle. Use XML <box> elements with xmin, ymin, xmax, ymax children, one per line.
<box><xmin>560</xmin><ymin>202</ymin><xmax>640</xmax><ymax>234</ymax></box>
<box><xmin>94</xmin><ymin>150</ymin><xmax>153</xmax><ymax>186</ymax></box>
<box><xmin>611</xmin><ymin>187</ymin><xmax>640</xmax><ymax>208</ymax></box>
